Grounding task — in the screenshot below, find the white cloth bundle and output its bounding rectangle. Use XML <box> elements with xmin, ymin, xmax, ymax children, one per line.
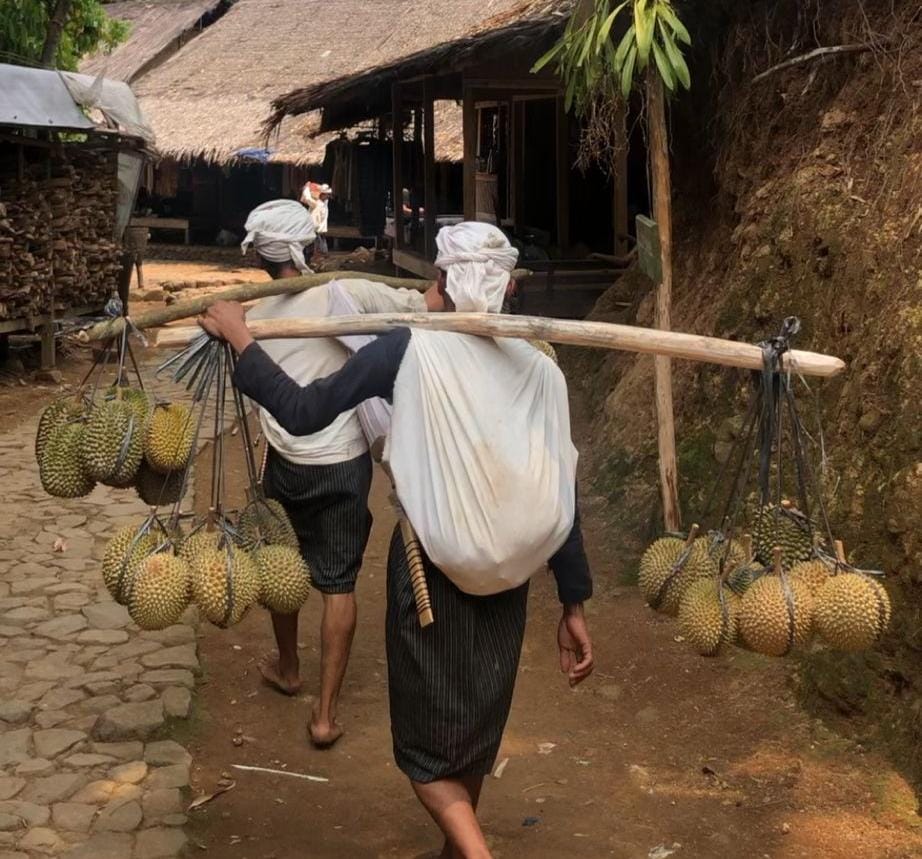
<box><xmin>435</xmin><ymin>221</ymin><xmax>519</xmax><ymax>313</ymax></box>
<box><xmin>327</xmin><ymin>281</ymin><xmax>393</xmax><ymax>446</ymax></box>
<box><xmin>241</xmin><ymin>199</ymin><xmax>316</xmax><ymax>273</ymax></box>
<box><xmin>386</xmin><ymin>330</ymin><xmax>577</xmax><ymax>595</ymax></box>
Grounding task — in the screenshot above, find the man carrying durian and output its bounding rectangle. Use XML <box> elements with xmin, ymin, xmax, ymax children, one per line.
<box><xmin>202</xmin><ymin>221</ymin><xmax>594</xmax><ymax>858</ymax></box>
<box><xmin>239</xmin><ymin>199</ymin><xmax>447</xmax><ymax>747</ymax></box>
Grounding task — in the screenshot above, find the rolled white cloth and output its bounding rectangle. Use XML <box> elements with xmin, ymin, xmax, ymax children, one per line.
<box><xmin>434</xmin><ymin>221</ymin><xmax>519</xmax><ymax>313</ymax></box>
<box><xmin>241</xmin><ymin>199</ymin><xmax>316</xmax><ymax>273</ymax></box>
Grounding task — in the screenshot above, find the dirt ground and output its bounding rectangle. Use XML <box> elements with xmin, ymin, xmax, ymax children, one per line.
<box><xmin>183</xmin><ymin>433</ymin><xmax>922</xmax><ymax>859</ymax></box>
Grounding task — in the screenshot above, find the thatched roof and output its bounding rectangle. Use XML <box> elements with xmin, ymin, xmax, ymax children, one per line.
<box><xmin>80</xmin><ymin>0</ymin><xmax>224</xmax><ymax>83</ymax></box>
<box><xmin>268</xmin><ymin>0</ymin><xmax>574</xmax><ymax>132</ymax></box>
<box><xmin>132</xmin><ymin>0</ymin><xmax>533</xmax><ymax>166</ymax></box>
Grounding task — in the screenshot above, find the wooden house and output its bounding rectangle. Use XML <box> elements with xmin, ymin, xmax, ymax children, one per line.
<box><xmin>267</xmin><ymin>0</ymin><xmax>638</xmax><ymax>311</ymax></box>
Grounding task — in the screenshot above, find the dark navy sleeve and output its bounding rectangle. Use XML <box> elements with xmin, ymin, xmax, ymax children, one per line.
<box><xmin>548</xmin><ymin>499</ymin><xmax>593</xmax><ymax>605</ymax></box>
<box><xmin>232</xmin><ymin>328</ymin><xmax>411</xmax><ymax>437</ymax></box>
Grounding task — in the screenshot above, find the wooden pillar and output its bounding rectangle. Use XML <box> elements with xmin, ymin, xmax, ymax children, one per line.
<box><xmin>391</xmin><ymin>82</ymin><xmax>405</xmax><ymax>251</ymax></box>
<box><xmin>462</xmin><ymin>86</ymin><xmax>477</xmax><ymax>221</ymax></box>
<box><xmin>512</xmin><ymin>100</ymin><xmax>525</xmax><ymax>233</ymax></box>
<box><xmin>555</xmin><ymin>95</ymin><xmax>570</xmax><ymax>252</ymax></box>
<box><xmin>423</xmin><ymin>79</ymin><xmax>436</xmax><ymax>259</ymax></box>
<box><xmin>646</xmin><ymin>73</ymin><xmax>681</xmax><ymax>532</ymax></box>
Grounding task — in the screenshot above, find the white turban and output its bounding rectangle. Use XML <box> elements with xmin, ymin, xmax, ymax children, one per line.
<box><xmin>434</xmin><ymin>221</ymin><xmax>519</xmax><ymax>313</ymax></box>
<box><xmin>241</xmin><ymin>199</ymin><xmax>316</xmax><ymax>273</ymax></box>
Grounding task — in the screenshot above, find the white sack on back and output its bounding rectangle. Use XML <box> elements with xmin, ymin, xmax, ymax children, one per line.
<box><xmin>386</xmin><ymin>329</ymin><xmax>577</xmax><ymax>595</ymax></box>
<box><xmin>327</xmin><ymin>281</ymin><xmax>392</xmax><ymax>446</ymax></box>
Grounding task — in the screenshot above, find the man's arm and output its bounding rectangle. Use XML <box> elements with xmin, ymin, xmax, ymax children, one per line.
<box><xmin>549</xmin><ymin>503</ymin><xmax>594</xmax><ymax>688</ymax></box>
<box><xmin>201</xmin><ymin>300</ymin><xmax>410</xmax><ymax>436</ymax></box>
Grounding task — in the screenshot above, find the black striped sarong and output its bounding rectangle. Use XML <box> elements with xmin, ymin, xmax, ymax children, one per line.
<box><xmin>262</xmin><ymin>448</ymin><xmax>373</xmax><ymax>594</ymax></box>
<box><xmin>386</xmin><ymin>525</ymin><xmax>529</xmax><ymax>783</ymax></box>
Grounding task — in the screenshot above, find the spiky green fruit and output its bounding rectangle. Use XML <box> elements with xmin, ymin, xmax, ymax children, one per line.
<box><xmin>128</xmin><ymin>552</ymin><xmax>191</xmax><ymax>630</ymax></box>
<box><xmin>36</xmin><ymin>399</ymin><xmax>84</xmax><ymax>462</ymax></box>
<box><xmin>39</xmin><ymin>422</ymin><xmax>95</xmax><ymax>499</ymax></box>
<box><xmin>678</xmin><ymin>579</ymin><xmax>740</xmax><ymax>656</ymax></box>
<box><xmin>738</xmin><ymin>575</ymin><xmax>814</xmax><ymax>656</ymax></box>
<box><xmin>753</xmin><ymin>505</ymin><xmax>814</xmax><ymax>571</ymax></box>
<box><xmin>254</xmin><ymin>545</ymin><xmax>311</xmax><ymax>615</ymax></box>
<box><xmin>236</xmin><ymin>499</ymin><xmax>298</xmax><ymax>551</ymax></box>
<box><xmin>101</xmin><ymin>525</ymin><xmax>164</xmax><ymax>605</ymax></box>
<box><xmin>192</xmin><ymin>546</ymin><xmax>259</xmax><ymax>628</ymax></box>
<box><xmin>144</xmin><ymin>403</ymin><xmax>195</xmax><ymax>474</ymax></box>
<box><xmin>638</xmin><ymin>535</ymin><xmax>717</xmax><ymax>616</ymax></box>
<box><xmin>814</xmin><ymin>574</ymin><xmax>890</xmax><ymax>652</ymax></box>
<box><xmin>135</xmin><ymin>461</ymin><xmax>185</xmax><ymax>506</ymax></box>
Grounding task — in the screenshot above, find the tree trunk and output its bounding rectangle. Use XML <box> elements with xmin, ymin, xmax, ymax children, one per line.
<box><xmin>645</xmin><ymin>71</ymin><xmax>682</xmax><ymax>533</ymax></box>
<box><xmin>41</xmin><ymin>0</ymin><xmax>73</xmax><ymax>67</ymax></box>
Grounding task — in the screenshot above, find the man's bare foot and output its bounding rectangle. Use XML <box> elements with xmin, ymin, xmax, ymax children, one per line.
<box><xmin>258</xmin><ymin>653</ymin><xmax>301</xmax><ymax>696</ymax></box>
<box><xmin>309</xmin><ymin>706</ymin><xmax>344</xmax><ymax>748</ymax></box>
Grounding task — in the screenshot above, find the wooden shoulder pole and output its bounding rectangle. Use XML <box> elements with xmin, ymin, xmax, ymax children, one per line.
<box><xmin>647</xmin><ymin>72</ymin><xmax>681</xmax><ymax>533</ymax></box>
<box><xmin>154</xmin><ymin>313</ymin><xmax>846</xmax><ymax>378</ymax></box>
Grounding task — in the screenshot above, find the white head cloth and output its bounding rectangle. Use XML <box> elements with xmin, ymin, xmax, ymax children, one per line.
<box><xmin>241</xmin><ymin>199</ymin><xmax>316</xmax><ymax>273</ymax></box>
<box><xmin>434</xmin><ymin>221</ymin><xmax>519</xmax><ymax>313</ymax></box>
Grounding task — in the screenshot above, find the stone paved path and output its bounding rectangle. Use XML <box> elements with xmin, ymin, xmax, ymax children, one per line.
<box><xmin>0</xmin><ymin>368</ymin><xmax>199</xmax><ymax>859</ymax></box>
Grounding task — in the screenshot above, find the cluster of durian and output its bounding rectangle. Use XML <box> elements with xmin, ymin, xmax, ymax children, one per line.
<box><xmin>35</xmin><ymin>389</ymin><xmax>195</xmax><ymax>507</ymax></box>
<box><xmin>100</xmin><ymin>499</ymin><xmax>311</xmax><ymax>632</ymax></box>
<box><xmin>640</xmin><ymin>521</ymin><xmax>891</xmax><ymax>658</ymax></box>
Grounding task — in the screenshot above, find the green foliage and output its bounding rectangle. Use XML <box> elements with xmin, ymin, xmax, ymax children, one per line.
<box><xmin>533</xmin><ymin>0</ymin><xmax>692</xmax><ymax>114</ymax></box>
<box><xmin>0</xmin><ymin>0</ymin><xmax>129</xmax><ymax>71</ymax></box>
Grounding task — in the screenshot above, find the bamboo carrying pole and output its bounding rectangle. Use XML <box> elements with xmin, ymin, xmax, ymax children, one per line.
<box><xmin>646</xmin><ymin>72</ymin><xmax>682</xmax><ymax>533</ymax></box>
<box><xmin>154</xmin><ymin>314</ymin><xmax>846</xmax><ymax>378</ymax></box>
<box><xmin>77</xmin><ymin>271</ymin><xmax>431</xmax><ymax>344</ymax></box>
<box><xmin>78</xmin><ymin>269</ymin><xmax>535</xmax><ymax>344</ymax></box>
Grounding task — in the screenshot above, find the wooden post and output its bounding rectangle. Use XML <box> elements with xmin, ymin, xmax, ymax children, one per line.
<box><xmin>392</xmin><ymin>82</ymin><xmax>405</xmax><ymax>252</ymax></box>
<box><xmin>513</xmin><ymin>100</ymin><xmax>526</xmax><ymax>234</ymax></box>
<box><xmin>462</xmin><ymin>86</ymin><xmax>477</xmax><ymax>221</ymax></box>
<box><xmin>555</xmin><ymin>96</ymin><xmax>570</xmax><ymax>252</ymax></box>
<box><xmin>423</xmin><ymin>79</ymin><xmax>437</xmax><ymax>260</ymax></box>
<box><xmin>646</xmin><ymin>72</ymin><xmax>681</xmax><ymax>532</ymax></box>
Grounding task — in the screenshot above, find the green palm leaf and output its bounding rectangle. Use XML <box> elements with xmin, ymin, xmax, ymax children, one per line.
<box><xmin>652</xmin><ymin>39</ymin><xmax>676</xmax><ymax>91</ymax></box>
<box><xmin>657</xmin><ymin>2</ymin><xmax>692</xmax><ymax>45</ymax></box>
<box><xmin>620</xmin><ymin>44</ymin><xmax>638</xmax><ymax>99</ymax></box>
<box><xmin>659</xmin><ymin>20</ymin><xmax>691</xmax><ymax>89</ymax></box>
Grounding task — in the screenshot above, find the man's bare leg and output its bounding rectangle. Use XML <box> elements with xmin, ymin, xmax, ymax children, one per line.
<box><xmin>412</xmin><ymin>777</ymin><xmax>491</xmax><ymax>859</ymax></box>
<box><xmin>259</xmin><ymin>611</ymin><xmax>301</xmax><ymax>695</ymax></box>
<box><xmin>309</xmin><ymin>591</ymin><xmax>356</xmax><ymax>747</ymax></box>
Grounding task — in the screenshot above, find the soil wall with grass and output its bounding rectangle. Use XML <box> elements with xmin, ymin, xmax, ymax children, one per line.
<box><xmin>564</xmin><ymin>0</ymin><xmax>921</xmax><ymax>794</ymax></box>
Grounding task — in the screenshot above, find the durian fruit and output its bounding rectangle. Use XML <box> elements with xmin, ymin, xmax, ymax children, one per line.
<box><xmin>101</xmin><ymin>524</ymin><xmax>164</xmax><ymax>604</ymax></box>
<box><xmin>753</xmin><ymin>502</ymin><xmax>813</xmax><ymax>570</ymax></box>
<box><xmin>638</xmin><ymin>525</ymin><xmax>718</xmax><ymax>616</ymax></box>
<box><xmin>39</xmin><ymin>422</ymin><xmax>95</xmax><ymax>499</ymax></box>
<box><xmin>724</xmin><ymin>534</ymin><xmax>763</xmax><ymax>596</ymax></box>
<box><xmin>678</xmin><ymin>579</ymin><xmax>740</xmax><ymax>656</ymax></box>
<box><xmin>738</xmin><ymin>549</ymin><xmax>814</xmax><ymax>656</ymax></box>
<box><xmin>236</xmin><ymin>498</ymin><xmax>298</xmax><ymax>551</ymax></box>
<box><xmin>813</xmin><ymin>543</ymin><xmax>891</xmax><ymax>651</ymax></box>
<box><xmin>814</xmin><ymin>573</ymin><xmax>890</xmax><ymax>652</ymax></box>
<box><xmin>178</xmin><ymin>528</ymin><xmax>223</xmax><ymax>568</ymax></box>
<box><xmin>529</xmin><ymin>339</ymin><xmax>559</xmax><ymax>364</ymax></box>
<box><xmin>192</xmin><ymin>546</ymin><xmax>259</xmax><ymax>628</ymax></box>
<box><xmin>109</xmin><ymin>386</ymin><xmax>152</xmax><ymax>428</ymax></box>
<box><xmin>128</xmin><ymin>552</ymin><xmax>191</xmax><ymax>630</ymax></box>
<box><xmin>144</xmin><ymin>403</ymin><xmax>195</xmax><ymax>474</ymax></box>
<box><xmin>789</xmin><ymin>558</ymin><xmax>833</xmax><ymax>598</ymax></box>
<box><xmin>136</xmin><ymin>461</ymin><xmax>186</xmax><ymax>506</ymax></box>
<box><xmin>35</xmin><ymin>399</ymin><xmax>84</xmax><ymax>462</ymax></box>
<box><xmin>254</xmin><ymin>545</ymin><xmax>311</xmax><ymax>615</ymax></box>
<box><xmin>82</xmin><ymin>400</ymin><xmax>143</xmax><ymax>486</ymax></box>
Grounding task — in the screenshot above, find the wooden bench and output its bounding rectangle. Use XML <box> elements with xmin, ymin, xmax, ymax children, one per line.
<box><xmin>130</xmin><ymin>216</ymin><xmax>190</xmax><ymax>245</ymax></box>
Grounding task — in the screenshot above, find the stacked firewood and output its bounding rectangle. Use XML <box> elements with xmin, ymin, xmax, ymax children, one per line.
<box><xmin>0</xmin><ymin>148</ymin><xmax>121</xmax><ymax>323</ymax></box>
